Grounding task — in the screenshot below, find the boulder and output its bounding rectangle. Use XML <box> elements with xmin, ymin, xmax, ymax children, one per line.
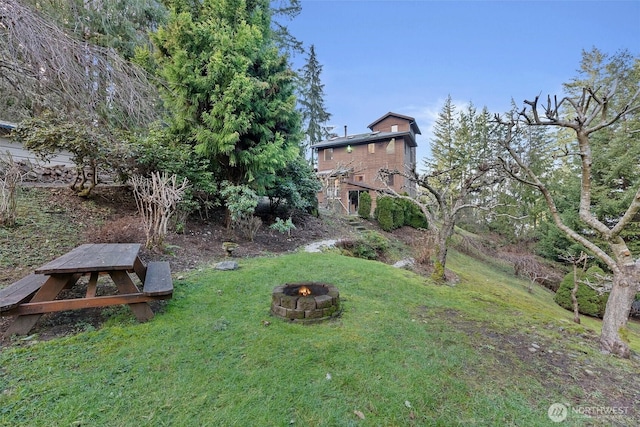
<box><xmin>215</xmin><ymin>260</ymin><xmax>239</xmax><ymax>271</ymax></box>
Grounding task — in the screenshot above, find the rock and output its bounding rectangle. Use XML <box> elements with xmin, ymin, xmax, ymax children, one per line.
<box><xmin>584</xmin><ymin>369</ymin><xmax>595</xmax><ymax>376</ymax></box>
<box><xmin>531</xmin><ymin>343</ymin><xmax>540</xmax><ymax>349</ymax></box>
<box><xmin>393</xmin><ymin>258</ymin><xmax>415</xmax><ymax>268</ymax></box>
<box><xmin>215</xmin><ymin>260</ymin><xmax>238</xmax><ymax>271</ymax></box>
<box><xmin>528</xmin><ymin>347</ymin><xmax>537</xmax><ymax>353</ymax></box>
<box><xmin>303</xmin><ymin>239</ymin><xmax>338</xmax><ymax>253</ymax></box>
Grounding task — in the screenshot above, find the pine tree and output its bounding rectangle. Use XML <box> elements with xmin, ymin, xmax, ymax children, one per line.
<box><xmin>536</xmin><ymin>49</ymin><xmax>640</xmax><ymax>254</ymax></box>
<box><xmin>297</xmin><ymin>45</ymin><xmax>332</xmax><ymax>157</ymax></box>
<box><xmin>427</xmin><ymin>95</ymin><xmax>456</xmax><ymax>172</ymax></box>
<box><xmin>411</xmin><ymin>97</ymin><xmax>499</xmax><ymax>281</ymax></box>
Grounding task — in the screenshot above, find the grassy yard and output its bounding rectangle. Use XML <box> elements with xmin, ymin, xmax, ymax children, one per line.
<box><xmin>0</xmin><ymin>187</ymin><xmax>108</xmax><ymax>283</ymax></box>
<box><xmin>1</xmin><ymin>250</ymin><xmax>638</xmax><ymax>426</ymax></box>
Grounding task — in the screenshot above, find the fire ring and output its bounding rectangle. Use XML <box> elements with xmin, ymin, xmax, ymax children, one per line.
<box><xmin>271</xmin><ymin>282</ymin><xmax>341</xmax><ymax>323</ymax></box>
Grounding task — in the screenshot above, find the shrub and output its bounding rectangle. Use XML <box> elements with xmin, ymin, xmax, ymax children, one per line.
<box><xmin>554</xmin><ymin>266</ymin><xmax>609</xmax><ymax>318</ymax></box>
<box><xmin>270</xmin><ymin>217</ymin><xmax>296</xmax><ymax>236</ymax></box>
<box><xmin>358</xmin><ymin>192</ymin><xmax>372</xmax><ymax>219</ymax></box>
<box><xmin>127</xmin><ymin>127</ymin><xmax>218</xmax><ymax>220</ymax></box>
<box><xmin>130</xmin><ymin>172</ymin><xmax>189</xmax><ymax>249</ymax></box>
<box><xmin>0</xmin><ymin>152</ymin><xmax>21</xmax><ymax>227</ymax></box>
<box><xmin>402</xmin><ymin>199</ymin><xmax>429</xmax><ymax>229</ymax></box>
<box><xmin>264</xmin><ymin>156</ymin><xmax>320</xmax><ymax>215</ymax></box>
<box><xmin>410</xmin><ymin>231</ymin><xmax>436</xmax><ymax>266</ymax></box>
<box><xmin>336</xmin><ymin>230</ymin><xmax>389</xmax><ymax>261</ymax></box>
<box><xmin>391</xmin><ymin>200</ymin><xmax>405</xmax><ymax>229</ymax></box>
<box><xmin>361</xmin><ymin>230</ymin><xmax>389</xmax><ymax>253</ymax></box>
<box><xmin>221</xmin><ymin>182</ymin><xmax>258</xmax><ymax>223</ymax></box>
<box><xmin>238</xmin><ymin>215</ymin><xmax>262</xmax><ymax>242</ymax></box>
<box><xmin>374</xmin><ymin>196</ymin><xmax>395</xmax><ymax>231</ymax></box>
<box><xmin>374</xmin><ymin>196</ymin><xmax>428</xmax><ymax>231</ymax></box>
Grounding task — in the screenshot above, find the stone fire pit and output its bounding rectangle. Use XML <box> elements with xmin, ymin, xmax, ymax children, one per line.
<box><xmin>271</xmin><ymin>282</ymin><xmax>341</xmax><ymax>323</ymax></box>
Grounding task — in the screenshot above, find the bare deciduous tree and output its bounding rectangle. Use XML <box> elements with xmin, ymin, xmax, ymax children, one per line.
<box><xmin>378</xmin><ymin>164</ymin><xmax>501</xmax><ymax>282</ymax></box>
<box><xmin>130</xmin><ymin>172</ymin><xmax>189</xmax><ymax>249</ymax></box>
<box><xmin>496</xmin><ymin>83</ymin><xmax>640</xmax><ymax>357</ymax></box>
<box><xmin>0</xmin><ymin>0</ymin><xmax>159</xmax><ymax>127</ymax></box>
<box><xmin>0</xmin><ymin>151</ymin><xmax>22</xmax><ymax>226</ymax></box>
<box><xmin>559</xmin><ymin>252</ymin><xmax>590</xmax><ymax>324</ymax></box>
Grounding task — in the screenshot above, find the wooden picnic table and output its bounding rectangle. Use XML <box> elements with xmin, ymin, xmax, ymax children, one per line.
<box><xmin>1</xmin><ymin>243</ymin><xmax>173</xmax><ymax>337</ymax></box>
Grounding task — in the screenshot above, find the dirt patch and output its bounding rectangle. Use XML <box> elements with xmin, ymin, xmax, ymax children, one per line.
<box><xmin>414</xmin><ymin>305</ymin><xmax>640</xmax><ymax>424</ymax></box>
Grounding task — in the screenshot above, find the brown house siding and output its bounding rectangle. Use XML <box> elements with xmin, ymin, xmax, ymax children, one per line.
<box><xmin>370</xmin><ymin>117</ymin><xmax>410</xmax><ymax>133</ymax></box>
<box><xmin>315</xmin><ymin>113</ymin><xmax>420</xmax><ymax>214</ymax></box>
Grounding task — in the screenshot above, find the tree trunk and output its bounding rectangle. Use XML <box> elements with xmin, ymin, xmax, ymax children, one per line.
<box><xmin>571</xmin><ymin>262</ymin><xmax>580</xmax><ymax>324</ymax></box>
<box><xmin>599</xmin><ymin>268</ymin><xmax>638</xmax><ymax>358</ymax></box>
<box><xmin>433</xmin><ymin>219</ymin><xmax>454</xmax><ymax>282</ymax></box>
<box><xmin>433</xmin><ymin>235</ymin><xmax>448</xmax><ymax>282</ymax></box>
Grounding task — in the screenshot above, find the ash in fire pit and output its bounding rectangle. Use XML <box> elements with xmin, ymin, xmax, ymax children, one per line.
<box><xmin>271</xmin><ymin>282</ymin><xmax>340</xmax><ymax>323</ymax></box>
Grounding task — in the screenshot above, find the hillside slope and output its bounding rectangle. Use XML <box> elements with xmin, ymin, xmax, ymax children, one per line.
<box><xmin>0</xmin><ymin>252</ymin><xmax>638</xmax><ymax>425</ymax></box>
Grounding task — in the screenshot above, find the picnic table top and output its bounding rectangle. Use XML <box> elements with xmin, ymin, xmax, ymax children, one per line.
<box><xmin>34</xmin><ymin>243</ymin><xmax>142</xmax><ymax>275</ymax></box>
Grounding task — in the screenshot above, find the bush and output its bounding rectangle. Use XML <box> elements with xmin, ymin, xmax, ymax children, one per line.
<box><xmin>374</xmin><ymin>196</ymin><xmax>395</xmax><ymax>231</ymax></box>
<box><xmin>554</xmin><ymin>266</ymin><xmax>609</xmax><ymax>318</ymax></box>
<box><xmin>358</xmin><ymin>192</ymin><xmax>372</xmax><ymax>219</ymax></box>
<box><xmin>270</xmin><ymin>216</ymin><xmax>296</xmax><ymax>236</ymax></box>
<box><xmin>409</xmin><ymin>231</ymin><xmax>436</xmax><ymax>266</ymax></box>
<box><xmin>392</xmin><ymin>200</ymin><xmax>405</xmax><ymax>229</ymax></box>
<box><xmin>237</xmin><ymin>215</ymin><xmax>262</xmax><ymax>242</ymax></box>
<box><xmin>336</xmin><ymin>230</ymin><xmax>389</xmax><ymax>260</ymax></box>
<box><xmin>394</xmin><ymin>197</ymin><xmax>429</xmax><ymax>229</ymax></box>
<box><xmin>264</xmin><ymin>156</ymin><xmax>320</xmax><ymax>215</ymax></box>
<box><xmin>374</xmin><ymin>196</ymin><xmax>428</xmax><ymax>231</ymax></box>
<box><xmin>127</xmin><ymin>129</ymin><xmax>218</xmax><ymax>219</ymax></box>
<box><xmin>402</xmin><ymin>199</ymin><xmax>429</xmax><ymax>229</ymax></box>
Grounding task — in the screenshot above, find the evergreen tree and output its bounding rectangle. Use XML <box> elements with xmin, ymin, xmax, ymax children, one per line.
<box><xmin>494</xmin><ymin>48</ymin><xmax>640</xmax><ymax>357</ymax></box>
<box><xmin>153</xmin><ymin>0</ymin><xmax>301</xmax><ymax>192</ymax></box>
<box><xmin>487</xmin><ymin>110</ymin><xmax>555</xmax><ymax>239</ymax></box>
<box><xmin>399</xmin><ymin>97</ymin><xmax>499</xmax><ymax>281</ymax></box>
<box><xmin>534</xmin><ymin>49</ymin><xmax>640</xmax><ymax>255</ymax></box>
<box><xmin>270</xmin><ymin>0</ymin><xmax>304</xmax><ymax>56</ymax></box>
<box><xmin>297</xmin><ymin>44</ymin><xmax>332</xmax><ymax>158</ymax></box>
<box><xmin>19</xmin><ymin>0</ymin><xmax>166</xmax><ymax>59</ymax></box>
<box><xmin>428</xmin><ymin>95</ymin><xmax>457</xmax><ymax>172</ymax></box>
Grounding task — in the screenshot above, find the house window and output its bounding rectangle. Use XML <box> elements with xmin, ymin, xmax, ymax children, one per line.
<box><xmin>355</xmin><ymin>174</ymin><xmax>364</xmax><ymax>182</ymax></box>
<box><xmin>324</xmin><ymin>148</ymin><xmax>333</xmax><ymax>161</ymax></box>
<box><xmin>391</xmin><ymin>124</ymin><xmax>398</xmax><ymax>132</ymax></box>
<box><xmin>368</xmin><ymin>143</ymin><xmax>375</xmax><ymax>154</ymax></box>
<box><xmin>387</xmin><ymin>174</ymin><xmax>394</xmax><ymax>186</ymax></box>
<box><xmin>386</xmin><ymin>138</ymin><xmax>395</xmax><ymax>154</ymax></box>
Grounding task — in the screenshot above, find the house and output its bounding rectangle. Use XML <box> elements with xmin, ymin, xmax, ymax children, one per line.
<box><xmin>314</xmin><ymin>112</ymin><xmax>420</xmax><ymax>215</ymax></box>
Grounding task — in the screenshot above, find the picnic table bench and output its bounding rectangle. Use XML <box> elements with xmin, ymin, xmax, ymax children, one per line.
<box><xmin>0</xmin><ymin>243</ymin><xmax>173</xmax><ymax>337</ymax></box>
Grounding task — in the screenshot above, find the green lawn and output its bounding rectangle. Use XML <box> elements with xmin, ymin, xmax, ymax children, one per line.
<box><xmin>1</xmin><ymin>251</ymin><xmax>638</xmax><ymax>426</ymax></box>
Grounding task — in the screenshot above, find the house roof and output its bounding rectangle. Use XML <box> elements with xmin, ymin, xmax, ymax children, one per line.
<box><xmin>368</xmin><ymin>112</ymin><xmax>421</xmax><ymax>135</ymax></box>
<box><xmin>313</xmin><ymin>130</ymin><xmax>416</xmax><ymax>149</ymax></box>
